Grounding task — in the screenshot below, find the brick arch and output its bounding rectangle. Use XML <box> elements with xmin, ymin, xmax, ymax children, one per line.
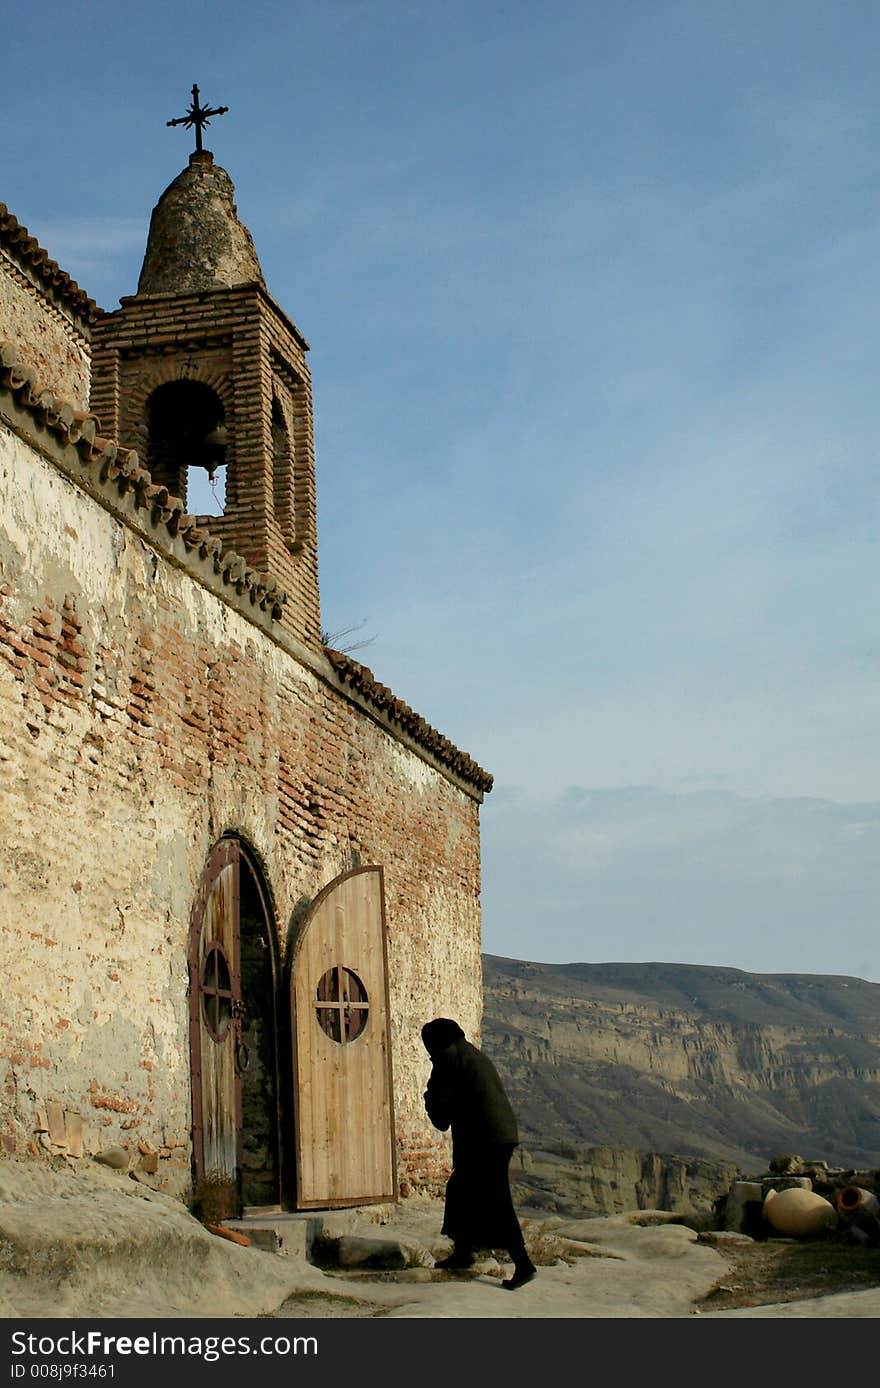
<box><xmin>197</xmin><ymin>826</ymin><xmax>284</xmax><ymax>960</ymax></box>
<box><xmin>227</xmin><ymin>831</ymin><xmax>281</xmax><ymax>959</ymax></box>
<box><xmin>122</xmin><ymin>360</ymin><xmax>233</xmax><ymax>466</ymax></box>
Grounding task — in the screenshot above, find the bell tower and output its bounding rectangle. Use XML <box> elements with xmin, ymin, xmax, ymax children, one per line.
<box><xmin>90</xmin><ymin>135</ymin><xmax>320</xmax><ymax>651</ymax></box>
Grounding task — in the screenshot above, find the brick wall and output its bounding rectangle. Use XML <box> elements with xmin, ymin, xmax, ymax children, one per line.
<box><xmin>0</xmin><ymin>418</ymin><xmax>482</xmax><ymax>1198</ymax></box>
<box><xmin>92</xmin><ymin>283</ymin><xmax>321</xmax><ymax>654</ymax></box>
<box><xmin>0</xmin><ymin>247</ymin><xmax>91</xmax><ymax>410</ymax></box>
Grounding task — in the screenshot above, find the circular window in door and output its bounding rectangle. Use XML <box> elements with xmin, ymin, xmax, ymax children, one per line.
<box><xmin>201</xmin><ymin>941</ymin><xmax>233</xmax><ymax>1042</ymax></box>
<box><xmin>315</xmin><ymin>966</ymin><xmax>369</xmax><ymax>1043</ymax></box>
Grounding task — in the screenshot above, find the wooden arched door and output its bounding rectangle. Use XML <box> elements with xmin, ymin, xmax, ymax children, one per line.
<box><xmin>189</xmin><ymin>838</ymin><xmax>242</xmax><ymax>1217</ymax></box>
<box><xmin>189</xmin><ymin>838</ymin><xmax>282</xmax><ymax>1217</ymax></box>
<box><xmin>291</xmin><ymin>866</ymin><xmax>396</xmax><ymax>1208</ymax></box>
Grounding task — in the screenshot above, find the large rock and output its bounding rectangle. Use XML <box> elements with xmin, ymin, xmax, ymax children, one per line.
<box><xmin>724</xmin><ymin>1181</ymin><xmax>763</xmax><ymax>1234</ymax></box>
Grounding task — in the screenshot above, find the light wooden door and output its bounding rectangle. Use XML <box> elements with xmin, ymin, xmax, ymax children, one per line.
<box><xmin>291</xmin><ymin>866</ymin><xmax>396</xmax><ymax>1208</ymax></box>
<box><xmin>189</xmin><ymin>838</ymin><xmax>243</xmax><ymax>1214</ymax></box>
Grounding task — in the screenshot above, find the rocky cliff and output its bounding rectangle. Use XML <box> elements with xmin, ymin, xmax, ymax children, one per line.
<box><xmin>481</xmin><ymin>956</ymin><xmax>880</xmax><ymax>1179</ymax></box>
<box><xmin>508</xmin><ymin>1141</ymin><xmax>740</xmax><ymax>1218</ymax></box>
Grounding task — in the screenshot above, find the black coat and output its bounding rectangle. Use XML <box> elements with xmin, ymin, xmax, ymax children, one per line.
<box><xmin>424</xmin><ymin>1037</ymin><xmax>519</xmax><ymax>1163</ymax></box>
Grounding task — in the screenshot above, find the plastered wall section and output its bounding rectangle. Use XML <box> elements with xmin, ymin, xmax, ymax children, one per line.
<box><xmin>0</xmin><ymin>421</ymin><xmax>482</xmax><ymax>1196</ymax></box>
<box><xmin>0</xmin><ymin>252</ymin><xmax>91</xmax><ymax>411</ymax></box>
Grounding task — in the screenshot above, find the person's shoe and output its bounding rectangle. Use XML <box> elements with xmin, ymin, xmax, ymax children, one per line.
<box><xmin>434</xmin><ymin>1250</ymin><xmax>475</xmax><ymax>1270</ymax></box>
<box><xmin>502</xmin><ymin>1260</ymin><xmax>536</xmax><ymax>1290</ymax></box>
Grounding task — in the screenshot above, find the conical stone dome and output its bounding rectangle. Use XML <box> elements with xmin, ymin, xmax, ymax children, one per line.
<box><xmin>137</xmin><ymin>151</ymin><xmax>265</xmax><ymax>295</ymax></box>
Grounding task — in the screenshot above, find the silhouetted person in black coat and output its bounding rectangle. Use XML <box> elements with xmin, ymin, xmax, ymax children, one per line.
<box><xmin>422</xmin><ymin>1018</ymin><xmax>536</xmax><ymax>1290</ymax></box>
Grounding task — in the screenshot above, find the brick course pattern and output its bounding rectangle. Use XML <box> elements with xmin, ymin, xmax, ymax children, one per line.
<box><xmin>0</xmin><ymin>416</ymin><xmax>483</xmax><ymax>1196</ymax></box>
<box><xmin>91</xmin><ymin>151</ymin><xmax>321</xmax><ymax>655</ymax></box>
<box><xmin>1</xmin><ymin>161</ymin><xmax>488</xmax><ymax>1204</ymax></box>
<box><xmin>92</xmin><ymin>284</ymin><xmax>320</xmax><ymax>653</ymax></box>
<box><xmin>0</xmin><ymin>206</ymin><xmax>94</xmax><ymax>411</ymax></box>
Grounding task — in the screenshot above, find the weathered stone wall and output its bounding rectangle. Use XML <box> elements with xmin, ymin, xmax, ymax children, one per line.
<box><xmin>0</xmin><ymin>248</ymin><xmax>91</xmax><ymax>411</ymax></box>
<box><xmin>0</xmin><ymin>419</ymin><xmax>481</xmax><ymax>1196</ymax></box>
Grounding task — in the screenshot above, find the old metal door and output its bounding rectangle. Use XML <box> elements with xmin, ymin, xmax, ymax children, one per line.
<box><xmin>189</xmin><ymin>838</ymin><xmax>243</xmax><ymax>1214</ymax></box>
<box><xmin>291</xmin><ymin>866</ymin><xmax>396</xmax><ymax>1208</ymax></box>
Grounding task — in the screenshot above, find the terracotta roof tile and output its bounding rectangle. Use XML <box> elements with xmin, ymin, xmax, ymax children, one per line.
<box><xmin>324</xmin><ymin>648</ymin><xmax>493</xmax><ymax>794</ymax></box>
<box><xmin>0</xmin><ymin>204</ymin><xmax>99</xmax><ymax>326</ymax></box>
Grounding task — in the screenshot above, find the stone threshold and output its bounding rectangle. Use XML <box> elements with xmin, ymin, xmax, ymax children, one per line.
<box><xmin>224</xmin><ymin>1202</ymin><xmax>443</xmax><ymax>1272</ymax></box>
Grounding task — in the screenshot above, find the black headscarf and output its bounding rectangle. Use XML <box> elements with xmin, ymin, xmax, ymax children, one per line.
<box><xmin>421</xmin><ymin>1018</ymin><xmax>465</xmax><ymax>1057</ymax></box>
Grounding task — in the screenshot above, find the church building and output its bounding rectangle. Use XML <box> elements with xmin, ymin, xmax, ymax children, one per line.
<box><xmin>0</xmin><ymin>104</ymin><xmax>491</xmax><ymax>1215</ymax></box>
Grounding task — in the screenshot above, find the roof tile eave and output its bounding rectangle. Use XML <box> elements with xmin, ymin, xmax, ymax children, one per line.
<box><xmin>0</xmin><ymin>203</ymin><xmax>100</xmax><ymax>326</ymax></box>
<box><xmin>324</xmin><ymin>647</ymin><xmax>493</xmax><ymax>794</ymax></box>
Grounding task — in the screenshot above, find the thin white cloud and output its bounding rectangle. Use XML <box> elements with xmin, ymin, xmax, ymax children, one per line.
<box><xmin>4</xmin><ymin>1</ymin><xmax>876</xmax><ymax>983</ymax></box>
<box><xmin>481</xmin><ymin>786</ymin><xmax>880</xmax><ymax>981</ymax></box>
<box><xmin>24</xmin><ymin>218</ymin><xmax>147</xmax><ymax>304</ymax></box>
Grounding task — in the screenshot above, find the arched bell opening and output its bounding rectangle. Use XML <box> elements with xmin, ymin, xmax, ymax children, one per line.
<box><xmin>271</xmin><ymin>395</ymin><xmax>295</xmax><ymax>548</ymax></box>
<box><xmin>145</xmin><ymin>378</ymin><xmax>228</xmax><ymax>514</ymax></box>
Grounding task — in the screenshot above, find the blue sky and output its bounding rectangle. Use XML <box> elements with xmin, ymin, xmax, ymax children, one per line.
<box><xmin>4</xmin><ymin>1</ymin><xmax>878</xmax><ymax>979</ymax></box>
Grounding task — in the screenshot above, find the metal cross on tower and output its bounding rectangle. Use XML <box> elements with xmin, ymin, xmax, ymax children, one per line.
<box><xmin>167</xmin><ymin>84</ymin><xmax>229</xmax><ymax>154</ymax></box>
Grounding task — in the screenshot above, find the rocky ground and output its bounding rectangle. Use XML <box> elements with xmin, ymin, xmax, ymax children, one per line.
<box><xmin>2</xmin><ymin>1158</ymin><xmax>879</xmax><ymax>1320</ymax></box>
<box><xmin>283</xmin><ymin>1214</ymin><xmax>880</xmax><ymax>1318</ymax></box>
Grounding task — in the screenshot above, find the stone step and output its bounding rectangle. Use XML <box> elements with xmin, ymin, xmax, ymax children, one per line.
<box><xmin>224</xmin><ymin>1211</ymin><xmax>324</xmax><ymax>1260</ymax></box>
<box><xmin>223</xmin><ymin>1204</ymin><xmax>436</xmax><ymax>1271</ymax></box>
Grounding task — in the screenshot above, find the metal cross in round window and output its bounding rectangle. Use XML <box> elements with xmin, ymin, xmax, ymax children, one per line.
<box><xmin>201</xmin><ymin>941</ymin><xmax>233</xmax><ymax>1042</ymax></box>
<box><xmin>315</xmin><ymin>966</ymin><xmax>369</xmax><ymax>1043</ymax></box>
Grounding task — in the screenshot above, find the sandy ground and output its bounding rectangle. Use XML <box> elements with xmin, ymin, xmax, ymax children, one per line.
<box><xmin>2</xmin><ymin>1159</ymin><xmax>879</xmax><ymax>1320</ymax></box>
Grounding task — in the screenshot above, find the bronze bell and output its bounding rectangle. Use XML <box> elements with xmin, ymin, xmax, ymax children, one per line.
<box><xmin>202</xmin><ymin>423</ymin><xmax>228</xmax><ymax>478</ymax></box>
